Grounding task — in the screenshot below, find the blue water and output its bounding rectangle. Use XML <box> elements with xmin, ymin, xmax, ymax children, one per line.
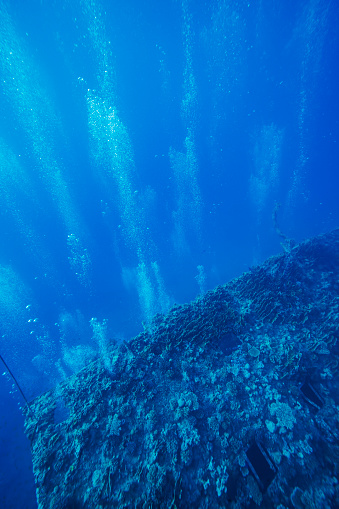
<box><xmin>0</xmin><ymin>0</ymin><xmax>338</xmax><ymax>506</ymax></box>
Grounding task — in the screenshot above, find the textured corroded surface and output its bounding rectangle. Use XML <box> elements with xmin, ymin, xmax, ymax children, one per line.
<box><xmin>25</xmin><ymin>230</ymin><xmax>339</xmax><ymax>508</ymax></box>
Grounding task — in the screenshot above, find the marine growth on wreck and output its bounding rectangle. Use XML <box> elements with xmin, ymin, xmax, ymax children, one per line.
<box><xmin>25</xmin><ymin>230</ymin><xmax>339</xmax><ymax>508</ymax></box>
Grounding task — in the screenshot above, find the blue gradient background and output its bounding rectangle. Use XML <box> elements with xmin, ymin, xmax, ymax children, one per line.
<box><xmin>0</xmin><ymin>0</ymin><xmax>338</xmax><ymax>506</ymax></box>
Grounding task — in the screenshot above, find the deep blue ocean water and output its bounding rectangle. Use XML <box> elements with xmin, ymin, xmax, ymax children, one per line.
<box><xmin>0</xmin><ymin>0</ymin><xmax>338</xmax><ymax>506</ymax></box>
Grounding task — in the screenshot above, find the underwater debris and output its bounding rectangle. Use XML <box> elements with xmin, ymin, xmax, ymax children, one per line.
<box><xmin>300</xmin><ymin>381</ymin><xmax>324</xmax><ymax>410</ymax></box>
<box><xmin>24</xmin><ymin>229</ymin><xmax>339</xmax><ymax>508</ymax></box>
<box><xmin>246</xmin><ymin>442</ymin><xmax>277</xmax><ymax>492</ymax></box>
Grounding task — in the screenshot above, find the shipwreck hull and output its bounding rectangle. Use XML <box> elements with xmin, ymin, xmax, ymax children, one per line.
<box><xmin>25</xmin><ymin>230</ymin><xmax>339</xmax><ymax>508</ymax></box>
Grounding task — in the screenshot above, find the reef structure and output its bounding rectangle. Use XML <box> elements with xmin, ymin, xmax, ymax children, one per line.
<box><xmin>24</xmin><ymin>229</ymin><xmax>339</xmax><ymax>508</ymax></box>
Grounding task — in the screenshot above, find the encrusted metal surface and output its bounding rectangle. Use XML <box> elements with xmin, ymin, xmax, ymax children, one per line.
<box><xmin>25</xmin><ymin>230</ymin><xmax>339</xmax><ymax>508</ymax></box>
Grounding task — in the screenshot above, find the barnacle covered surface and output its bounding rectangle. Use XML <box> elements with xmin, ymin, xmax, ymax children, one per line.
<box><xmin>25</xmin><ymin>230</ymin><xmax>339</xmax><ymax>508</ymax></box>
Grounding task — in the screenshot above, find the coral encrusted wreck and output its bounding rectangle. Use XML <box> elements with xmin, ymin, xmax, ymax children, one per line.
<box><xmin>25</xmin><ymin>230</ymin><xmax>339</xmax><ymax>508</ymax></box>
